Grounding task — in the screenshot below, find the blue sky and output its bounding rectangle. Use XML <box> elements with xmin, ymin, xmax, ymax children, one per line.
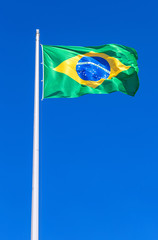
<box><xmin>0</xmin><ymin>0</ymin><xmax>158</xmax><ymax>239</ymax></box>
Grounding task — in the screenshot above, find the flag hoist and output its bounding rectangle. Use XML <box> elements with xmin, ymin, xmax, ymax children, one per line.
<box><xmin>31</xmin><ymin>29</ymin><xmax>40</xmax><ymax>240</ymax></box>
<box><xmin>30</xmin><ymin>29</ymin><xmax>139</xmax><ymax>240</ymax></box>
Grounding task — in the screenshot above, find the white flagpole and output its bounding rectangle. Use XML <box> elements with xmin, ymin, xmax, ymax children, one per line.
<box><xmin>31</xmin><ymin>29</ymin><xmax>40</xmax><ymax>240</ymax></box>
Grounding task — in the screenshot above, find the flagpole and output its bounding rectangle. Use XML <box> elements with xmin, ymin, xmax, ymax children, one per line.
<box><xmin>31</xmin><ymin>29</ymin><xmax>40</xmax><ymax>240</ymax></box>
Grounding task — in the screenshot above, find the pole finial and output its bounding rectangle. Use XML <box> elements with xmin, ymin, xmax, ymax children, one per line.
<box><xmin>36</xmin><ymin>29</ymin><xmax>39</xmax><ymax>34</ymax></box>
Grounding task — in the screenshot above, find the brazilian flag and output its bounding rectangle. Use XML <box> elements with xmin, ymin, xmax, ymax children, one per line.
<box><xmin>42</xmin><ymin>44</ymin><xmax>139</xmax><ymax>98</ymax></box>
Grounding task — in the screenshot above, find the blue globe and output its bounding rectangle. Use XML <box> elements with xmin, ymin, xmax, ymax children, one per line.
<box><xmin>76</xmin><ymin>56</ymin><xmax>110</xmax><ymax>81</ymax></box>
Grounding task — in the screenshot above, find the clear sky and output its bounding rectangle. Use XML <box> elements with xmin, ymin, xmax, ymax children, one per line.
<box><xmin>0</xmin><ymin>0</ymin><xmax>158</xmax><ymax>239</ymax></box>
